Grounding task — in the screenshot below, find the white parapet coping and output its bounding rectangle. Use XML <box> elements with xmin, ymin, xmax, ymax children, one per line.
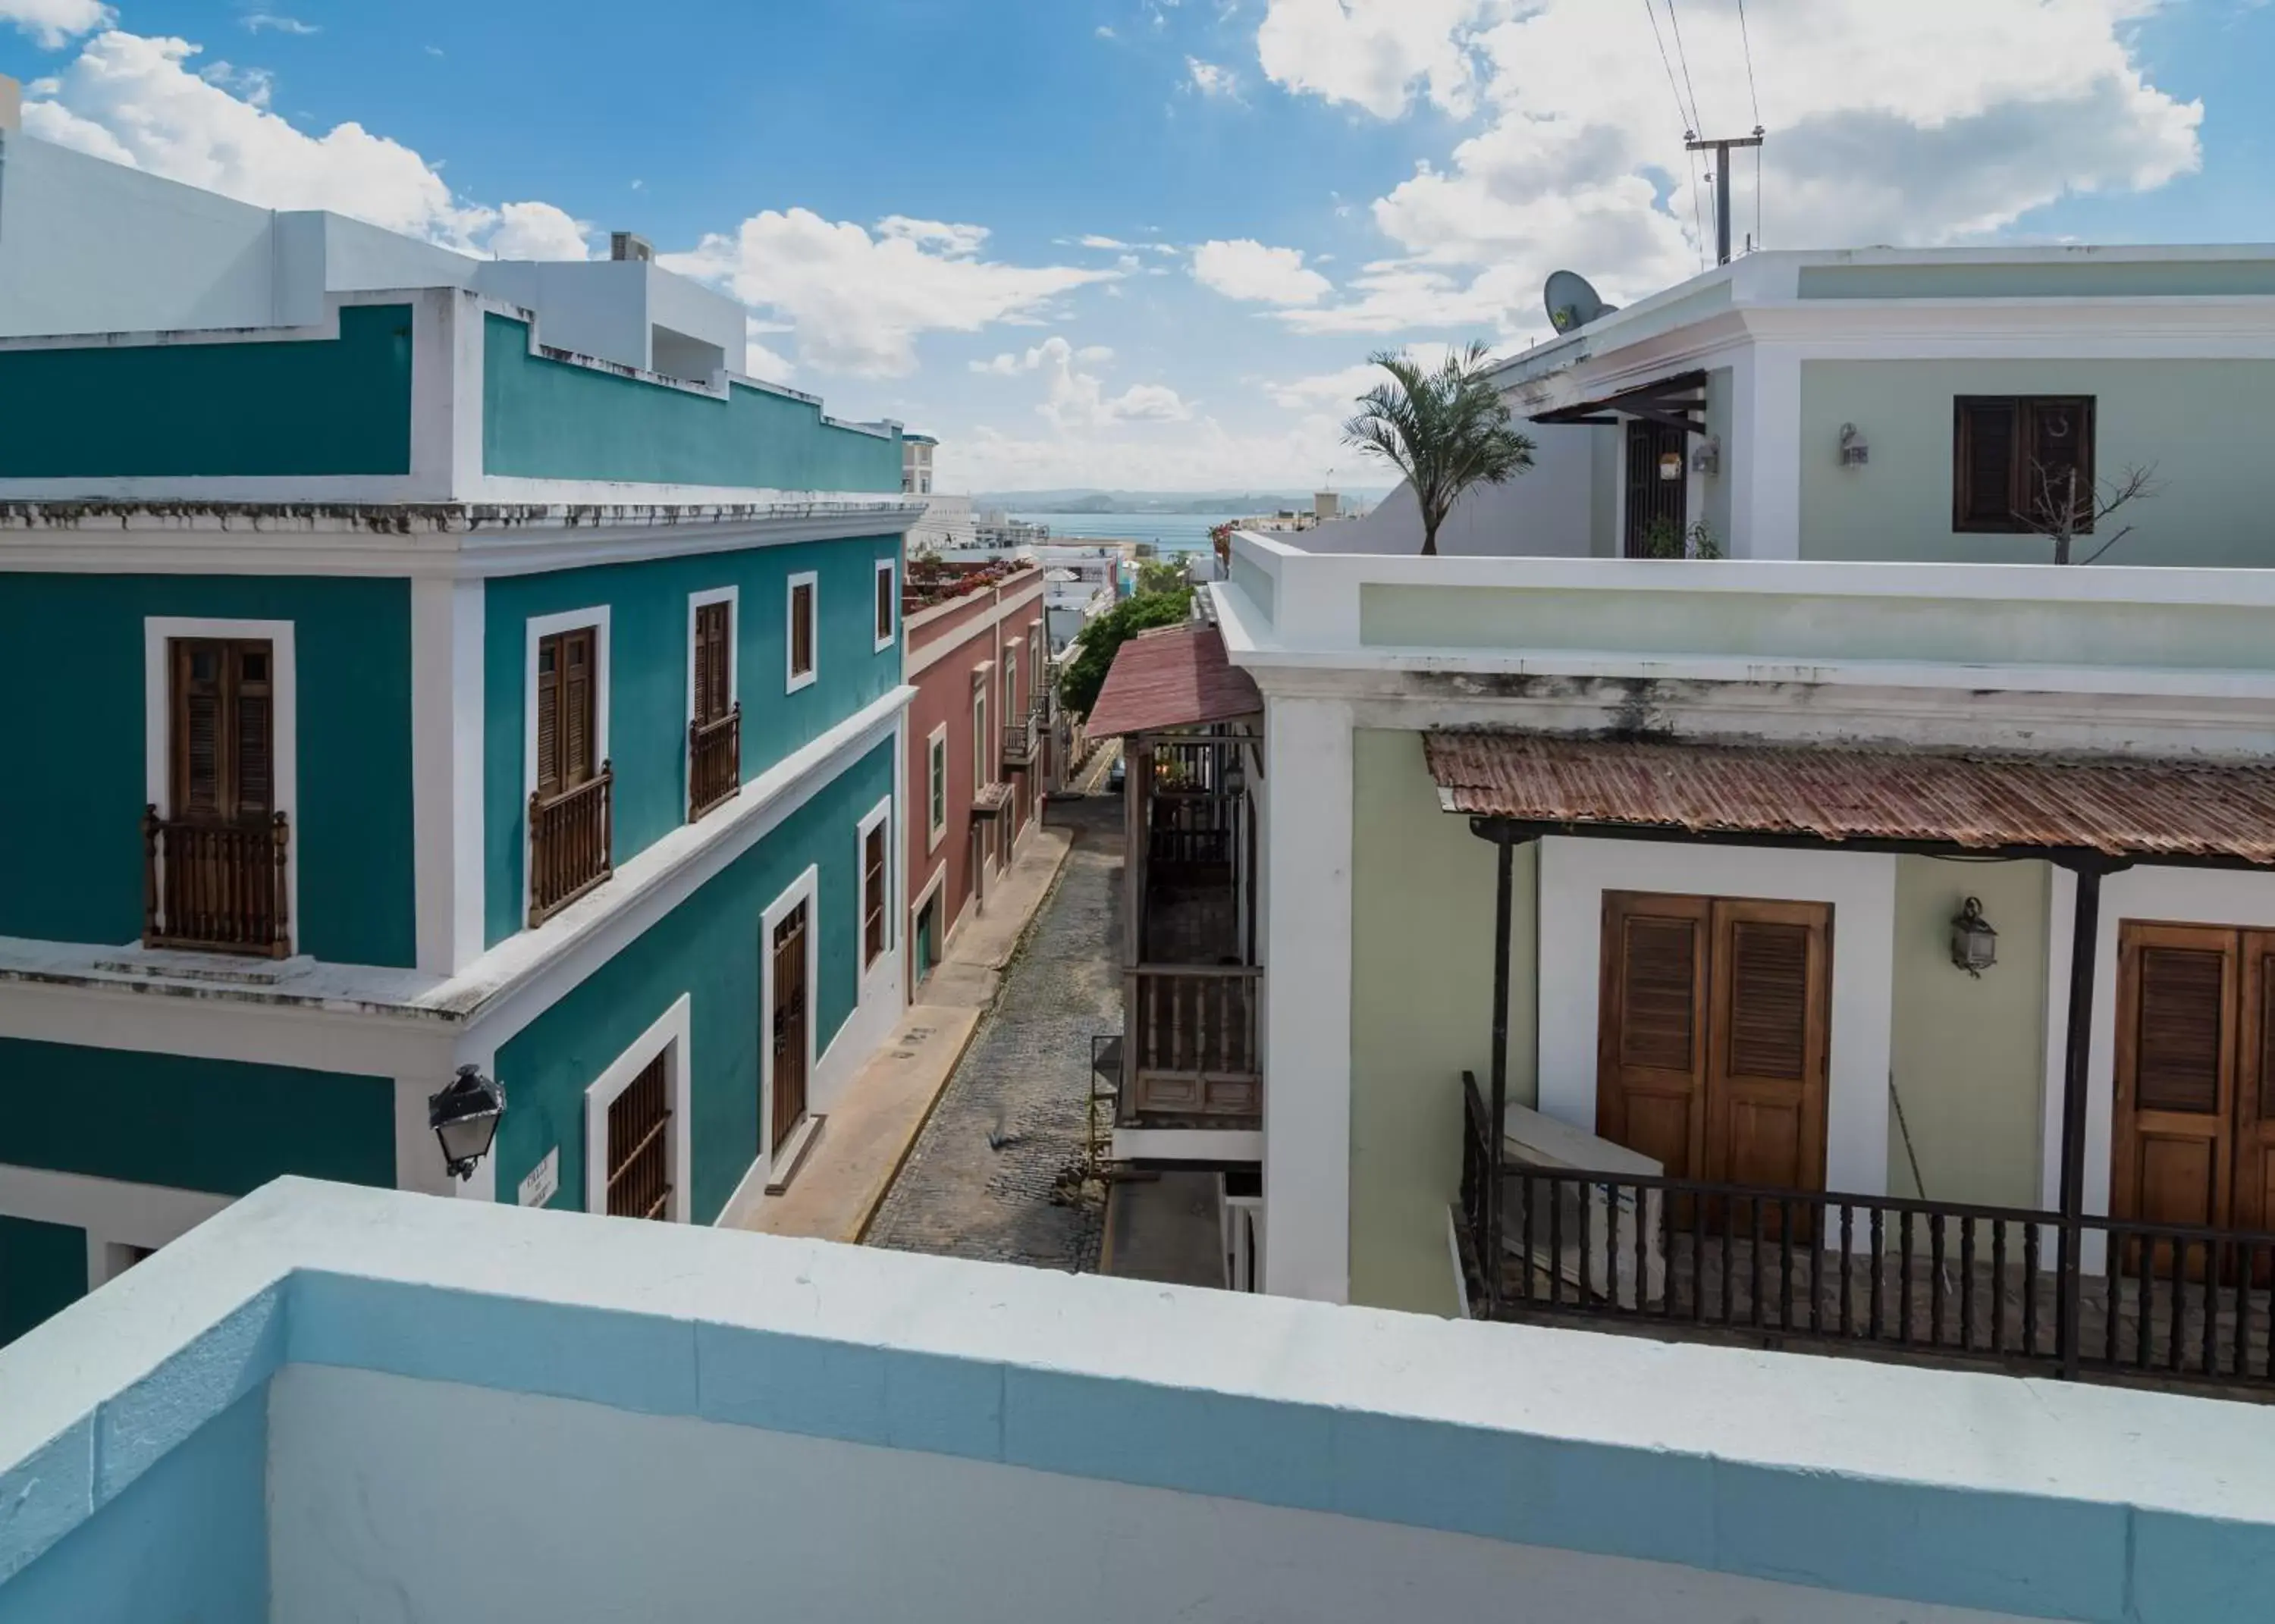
<box><xmin>3</xmin><ymin>1176</ymin><xmax>2273</xmax><ymax>1622</ymax></box>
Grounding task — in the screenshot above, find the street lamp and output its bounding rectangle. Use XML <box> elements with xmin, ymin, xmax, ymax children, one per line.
<box><xmin>1950</xmin><ymin>897</ymin><xmax>1999</xmax><ymax>979</ymax></box>
<box><xmin>428</xmin><ymin>1066</ymin><xmax>506</xmax><ymax>1181</ymax></box>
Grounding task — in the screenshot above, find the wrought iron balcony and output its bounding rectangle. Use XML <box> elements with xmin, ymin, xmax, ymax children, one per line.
<box><xmin>529</xmin><ymin>764</ymin><xmax>613</xmax><ymax>927</ymax></box>
<box><xmin>142</xmin><ymin>807</ymin><xmax>291</xmax><ymax>958</ymax></box>
<box><xmin>1001</xmin><ymin>710</ymin><xmax>1039</xmax><ymax>770</ymax></box>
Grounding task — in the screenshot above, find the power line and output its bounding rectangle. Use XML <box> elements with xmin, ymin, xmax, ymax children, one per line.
<box><xmin>1735</xmin><ymin>0</ymin><xmax>1762</xmax><ymax>127</ymax></box>
<box><xmin>1664</xmin><ymin>0</ymin><xmax>1708</xmax><ymax>133</ymax></box>
<box><xmin>1640</xmin><ymin>0</ymin><xmax>1695</xmax><ymax>135</ymax></box>
<box><xmin>1685</xmin><ymin>148</ymin><xmax>1709</xmax><ymax>272</ymax></box>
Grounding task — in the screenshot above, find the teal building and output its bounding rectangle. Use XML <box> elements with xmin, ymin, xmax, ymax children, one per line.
<box><xmin>0</xmin><ymin>136</ymin><xmax>918</xmax><ymax>1340</ymax></box>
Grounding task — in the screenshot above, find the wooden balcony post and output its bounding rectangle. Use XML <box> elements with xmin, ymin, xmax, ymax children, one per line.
<box><xmin>270</xmin><ymin>810</ymin><xmax>291</xmax><ymax>958</ymax></box>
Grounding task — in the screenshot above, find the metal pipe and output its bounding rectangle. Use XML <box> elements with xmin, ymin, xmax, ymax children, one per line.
<box><xmin>2056</xmin><ymin>862</ymin><xmax>2105</xmax><ymax>1380</ymax></box>
<box><xmin>1486</xmin><ymin>832</ymin><xmax>1514</xmax><ymax>1316</ymax></box>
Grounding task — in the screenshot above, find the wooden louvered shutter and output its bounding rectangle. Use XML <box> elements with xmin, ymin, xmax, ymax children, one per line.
<box><xmin>790</xmin><ymin>582</ymin><xmax>814</xmax><ymax>679</ymax></box>
<box><xmin>695</xmin><ymin>600</ymin><xmax>731</xmax><ymax>722</ymax></box>
<box><xmin>560</xmin><ymin>629</ymin><xmax>595</xmax><ymax>786</ymax></box>
<box><xmin>174</xmin><ymin>641</ymin><xmax>224</xmax><ymax>818</ymax></box>
<box><xmin>2232</xmin><ymin>933</ymin><xmax>2275</xmax><ymax>1235</ymax></box>
<box><xmin>2114</xmin><ymin>924</ymin><xmax>2236</xmax><ymax>1231</ymax></box>
<box><xmin>535</xmin><ymin>634</ymin><xmax>562</xmax><ymax>799</ymax></box>
<box><xmin>1706</xmin><ymin>898</ymin><xmax>1830</xmax><ymax>1195</ymax></box>
<box><xmin>1596</xmin><ymin>892</ymin><xmax>1712</xmax><ymax>1178</ymax></box>
<box><xmin>233</xmin><ymin>644</ymin><xmax>273</xmax><ymax>816</ymax></box>
<box><xmin>1953</xmin><ymin>398</ymin><xmax>2020</xmax><ymax>531</ymax></box>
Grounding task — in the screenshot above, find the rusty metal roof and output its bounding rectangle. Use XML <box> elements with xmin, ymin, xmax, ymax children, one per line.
<box><xmin>1085</xmin><ymin>622</ymin><xmax>1263</xmax><ymax>738</ymax></box>
<box><xmin>1423</xmin><ymin>732</ymin><xmax>2275</xmax><ymax>866</ymax></box>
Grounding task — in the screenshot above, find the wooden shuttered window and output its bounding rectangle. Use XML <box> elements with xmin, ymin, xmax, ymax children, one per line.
<box><xmin>604</xmin><ymin>1051</ymin><xmax>673</xmax><ymax>1221</ymax></box>
<box><xmin>1953</xmin><ymin>396</ymin><xmax>2096</xmax><ymax>533</ymax></box>
<box><xmin>789</xmin><ymin>579</ymin><xmax>816</xmax><ymax>682</ymax></box>
<box><xmin>862</xmin><ymin>823</ymin><xmax>888</xmax><ymax>967</ymax></box>
<box><xmin>692</xmin><ymin>600</ymin><xmax>733</xmax><ymax>725</ymax></box>
<box><xmin>535</xmin><ymin>628</ymin><xmax>598</xmax><ymax>800</ymax></box>
<box><xmin>875</xmin><ymin>563</ymin><xmax>896</xmax><ymax>644</ymax></box>
<box><xmin>172</xmin><ymin>639</ymin><xmax>275</xmax><ymax>823</ymax></box>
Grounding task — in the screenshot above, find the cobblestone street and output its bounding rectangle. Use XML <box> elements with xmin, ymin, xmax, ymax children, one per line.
<box><xmin>864</xmin><ymin>794</ymin><xmax>1123</xmax><ymax>1271</ymax></box>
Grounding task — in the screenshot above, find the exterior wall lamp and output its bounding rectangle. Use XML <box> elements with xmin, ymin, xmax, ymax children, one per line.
<box><xmin>1839</xmin><ymin>423</ymin><xmax>1870</xmax><ymax>467</ymax></box>
<box><xmin>1950</xmin><ymin>897</ymin><xmax>1998</xmax><ymax>978</ymax></box>
<box><xmin>429</xmin><ymin>1066</ymin><xmax>507</xmax><ymax>1180</ymax></box>
<box><xmin>1691</xmin><ymin>435</ymin><xmax>1721</xmax><ymax>477</ymax></box>
<box><xmin>1656</xmin><ymin>450</ymin><xmax>1684</xmax><ymax>481</ymax></box>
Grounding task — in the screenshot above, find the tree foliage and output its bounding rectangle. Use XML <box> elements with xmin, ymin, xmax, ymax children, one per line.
<box><xmin>1135</xmin><ymin>558</ymin><xmax>1190</xmax><ymax>597</ymax></box>
<box><xmin>1343</xmin><ymin>340</ymin><xmax>1536</xmax><ymax>556</ymax></box>
<box><xmin>1059</xmin><ymin>588</ymin><xmax>1194</xmax><ymax>720</ymax></box>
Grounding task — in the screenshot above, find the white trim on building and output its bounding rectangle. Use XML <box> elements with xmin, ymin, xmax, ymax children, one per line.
<box><xmin>686</xmin><ymin>585</ymin><xmax>739</xmax><ymax>726</ymax></box>
<box><xmin>874</xmin><ymin>557</ymin><xmax>898</xmax><ymax>653</ymax></box>
<box><xmin>582</xmin><ymin>995</ymin><xmax>694</xmax><ymax>1224</ymax></box>
<box><xmin>520</xmin><ymin>605</ymin><xmax>612</xmax><ymax>930</ymax></box>
<box><xmin>785</xmin><ymin>570</ymin><xmax>818</xmax><ymax>694</ymax></box>
<box><xmin>757</xmin><ymin>866</ymin><xmax>820</xmax><ymax>1173</ymax></box>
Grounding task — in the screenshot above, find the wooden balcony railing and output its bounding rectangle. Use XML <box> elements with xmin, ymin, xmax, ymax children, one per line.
<box><xmin>529</xmin><ymin>764</ymin><xmax>613</xmax><ymax>927</ymax></box>
<box><xmin>1456</xmin><ymin>1072</ymin><xmax>2275</xmax><ymax>1396</ymax></box>
<box><xmin>1123</xmin><ymin>964</ymin><xmax>1261</xmax><ymax>1121</ymax></box>
<box><xmin>143</xmin><ymin>807</ymin><xmax>291</xmax><ymax>958</ymax></box>
<box><xmin>689</xmin><ymin>706</ymin><xmax>741</xmax><ymax>821</ymax></box>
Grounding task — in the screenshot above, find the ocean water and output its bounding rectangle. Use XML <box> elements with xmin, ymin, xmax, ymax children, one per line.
<box><xmin>1007</xmin><ymin>512</ymin><xmax>1246</xmax><ymax>556</ymax></box>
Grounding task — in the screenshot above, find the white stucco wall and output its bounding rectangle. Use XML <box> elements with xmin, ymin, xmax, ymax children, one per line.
<box><xmin>268</xmin><ymin>1362</ymin><xmax>2038</xmax><ymax>1624</ymax></box>
<box><xmin>1302</xmin><ymin>422</ymin><xmax>1602</xmax><ymax>557</ymax></box>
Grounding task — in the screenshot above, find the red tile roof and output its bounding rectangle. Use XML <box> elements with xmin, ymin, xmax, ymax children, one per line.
<box><xmin>1085</xmin><ymin>622</ymin><xmax>1263</xmax><ymax>738</ymax></box>
<box><xmin>1423</xmin><ymin>732</ymin><xmax>2275</xmax><ymax>865</ymax></box>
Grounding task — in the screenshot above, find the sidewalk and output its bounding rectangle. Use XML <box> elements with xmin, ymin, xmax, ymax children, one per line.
<box><xmin>733</xmin><ymin>815</ymin><xmax>1075</xmax><ymax>1244</ymax></box>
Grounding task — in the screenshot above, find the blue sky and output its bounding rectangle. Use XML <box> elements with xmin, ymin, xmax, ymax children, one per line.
<box><xmin>5</xmin><ymin>1</ymin><xmax>2268</xmax><ymax>491</ymax></box>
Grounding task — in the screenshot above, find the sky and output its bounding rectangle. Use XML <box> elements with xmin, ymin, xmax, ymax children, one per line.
<box><xmin>3</xmin><ymin>1</ymin><xmax>2267</xmax><ymax>493</ymax></box>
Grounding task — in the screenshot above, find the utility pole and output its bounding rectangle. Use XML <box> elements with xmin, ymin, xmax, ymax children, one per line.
<box><xmin>1685</xmin><ymin>127</ymin><xmax>1765</xmax><ymax>266</ymax></box>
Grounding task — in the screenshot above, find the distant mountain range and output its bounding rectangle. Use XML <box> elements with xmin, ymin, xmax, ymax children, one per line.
<box><xmin>974</xmin><ymin>488</ymin><xmax>1392</xmax><ymax>515</ymax></box>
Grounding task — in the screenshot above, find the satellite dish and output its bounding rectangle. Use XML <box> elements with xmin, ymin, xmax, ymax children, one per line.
<box><xmin>1543</xmin><ymin>270</ymin><xmax>1618</xmax><ymax>335</ymax></box>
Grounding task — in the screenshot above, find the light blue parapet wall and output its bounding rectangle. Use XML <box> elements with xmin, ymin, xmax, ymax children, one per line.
<box><xmin>482</xmin><ymin>314</ymin><xmax>903</xmax><ymax>491</ymax></box>
<box><xmin>4</xmin><ymin>1179</ymin><xmax>2274</xmax><ymax>1623</ymax></box>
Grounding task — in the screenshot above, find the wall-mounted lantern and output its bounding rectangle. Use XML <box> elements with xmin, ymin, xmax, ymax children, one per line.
<box><xmin>429</xmin><ymin>1066</ymin><xmax>507</xmax><ymax>1181</ymax></box>
<box><xmin>1838</xmin><ymin>423</ymin><xmax>1870</xmax><ymax>467</ymax></box>
<box><xmin>1657</xmin><ymin>450</ymin><xmax>1684</xmax><ymax>481</ymax></box>
<box><xmin>1691</xmin><ymin>434</ymin><xmax>1721</xmax><ymax>478</ymax></box>
<box><xmin>1950</xmin><ymin>897</ymin><xmax>1998</xmax><ymax>978</ymax></box>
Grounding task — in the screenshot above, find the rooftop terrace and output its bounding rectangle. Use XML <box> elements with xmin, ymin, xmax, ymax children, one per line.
<box><xmin>2</xmin><ymin>1178</ymin><xmax>2272</xmax><ymax>1622</ymax></box>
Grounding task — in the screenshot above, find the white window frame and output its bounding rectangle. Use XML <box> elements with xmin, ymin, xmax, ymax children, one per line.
<box><xmin>927</xmin><ymin>724</ymin><xmax>949</xmax><ymax>851</ymax></box>
<box><xmin>874</xmin><ymin>557</ymin><xmax>898</xmax><ymax>653</ymax></box>
<box><xmin>1004</xmin><ymin>646</ymin><xmax>1019</xmax><ymax>723</ymax></box>
<box><xmin>143</xmin><ymin>616</ymin><xmax>300</xmax><ymax>952</ymax></box>
<box><xmin>759</xmin><ymin>867</ymin><xmax>821</xmax><ymax>1162</ymax></box>
<box><xmin>786</xmin><ymin>569</ymin><xmax>819</xmax><ymax>694</ymax></box>
<box><xmin>856</xmin><ymin>795</ymin><xmax>893</xmax><ymax>971</ymax></box>
<box><xmin>686</xmin><ymin>585</ymin><xmax>739</xmax><ymax>727</ymax></box>
<box><xmin>972</xmin><ymin>677</ymin><xmax>989</xmax><ymax>792</ymax></box>
<box><xmin>583</xmin><ymin>994</ymin><xmax>693</xmax><ymax>1223</ymax></box>
<box><xmin>522</xmin><ymin>605</ymin><xmax>613</xmax><ymax>927</ymax></box>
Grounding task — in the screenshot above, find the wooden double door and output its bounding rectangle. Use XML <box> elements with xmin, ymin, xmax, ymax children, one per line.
<box><xmin>1596</xmin><ymin>892</ymin><xmax>1833</xmax><ymax>1204</ymax></box>
<box><xmin>2113</xmin><ymin>923</ymin><xmax>2275</xmax><ymax>1238</ymax></box>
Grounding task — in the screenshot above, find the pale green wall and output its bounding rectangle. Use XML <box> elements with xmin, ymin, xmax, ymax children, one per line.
<box><xmin>1348</xmin><ymin>730</ymin><xmax>1536</xmax><ymax>1316</ymax></box>
<box><xmin>1701</xmin><ymin>367</ymin><xmax>1734</xmax><ymax>552</ymax></box>
<box><xmin>1799</xmin><ymin>359</ymin><xmax>2275</xmax><ymax>566</ymax></box>
<box><xmin>1886</xmin><ymin>857</ymin><xmax>2048</xmax><ymax>1206</ymax></box>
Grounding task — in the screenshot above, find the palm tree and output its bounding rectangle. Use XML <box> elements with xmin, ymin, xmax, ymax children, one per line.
<box><xmin>1343</xmin><ymin>341</ymin><xmax>1535</xmax><ymax>556</ymax></box>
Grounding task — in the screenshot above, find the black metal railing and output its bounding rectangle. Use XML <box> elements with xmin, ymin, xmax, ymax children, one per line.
<box><xmin>1458</xmin><ymin>1074</ymin><xmax>2275</xmax><ymax>1394</ymax></box>
<box><xmin>1002</xmin><ymin>712</ymin><xmax>1038</xmax><ymax>770</ymax></box>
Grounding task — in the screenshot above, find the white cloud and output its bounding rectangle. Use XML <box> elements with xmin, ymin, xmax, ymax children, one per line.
<box><xmin>968</xmin><ymin>337</ymin><xmax>1180</xmax><ymax>429</ymax></box>
<box><xmin>664</xmin><ymin>212</ymin><xmax>1116</xmax><ymax>377</ymax></box>
<box><xmin>1078</xmin><ymin>234</ymin><xmax>1131</xmax><ymax>249</ymax></box>
<box><xmin>956</xmin><ymin>410</ymin><xmax>1346</xmax><ymax>493</ymax></box>
<box><xmin>21</xmin><ymin>28</ymin><xmax>507</xmax><ymax>247</ymax></box>
<box><xmin>241</xmin><ymin>12</ymin><xmax>317</xmax><ymax>33</ymax></box>
<box><xmin>1254</xmin><ymin>0</ymin><xmax>1491</xmax><ymax>119</ymax></box>
<box><xmin>1185</xmin><ymin>56</ymin><xmax>1238</xmax><ymax>98</ymax></box>
<box><xmin>1255</xmin><ymin>0</ymin><xmax>2203</xmax><ymax>335</ymax></box>
<box><xmin>486</xmin><ymin>200</ymin><xmax>592</xmax><ymax>261</ymax></box>
<box><xmin>0</xmin><ymin>0</ymin><xmax>111</xmax><ymax>48</ymax></box>
<box><xmin>1191</xmin><ymin>237</ymin><xmax>1333</xmax><ymax>305</ymax></box>
<box><xmin>1263</xmin><ymin>343</ymin><xmax>1454</xmax><ymax>409</ymax></box>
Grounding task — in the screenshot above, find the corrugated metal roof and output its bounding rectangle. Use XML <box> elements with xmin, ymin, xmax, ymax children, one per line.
<box><xmin>1085</xmin><ymin>622</ymin><xmax>1263</xmax><ymax>738</ymax></box>
<box><xmin>1423</xmin><ymin>732</ymin><xmax>2275</xmax><ymax>865</ymax></box>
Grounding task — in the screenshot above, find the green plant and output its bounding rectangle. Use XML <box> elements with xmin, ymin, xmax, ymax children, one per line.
<box><xmin>1343</xmin><ymin>340</ymin><xmax>1536</xmax><ymax>556</ymax></box>
<box><xmin>1636</xmin><ymin>517</ymin><xmax>1723</xmax><ymax>560</ymax></box>
<box><xmin>1058</xmin><ymin>588</ymin><xmax>1194</xmax><ymax>720</ymax></box>
<box><xmin>1135</xmin><ymin>558</ymin><xmax>1189</xmax><ymax>597</ymax></box>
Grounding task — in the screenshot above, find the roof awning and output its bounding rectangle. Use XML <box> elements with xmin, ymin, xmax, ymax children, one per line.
<box><xmin>1528</xmin><ymin>369</ymin><xmax>1709</xmax><ymax>433</ymax></box>
<box><xmin>1423</xmin><ymin>732</ymin><xmax>2275</xmax><ymax>868</ymax></box>
<box><xmin>1086</xmin><ymin>622</ymin><xmax>1263</xmax><ymax>738</ymax></box>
